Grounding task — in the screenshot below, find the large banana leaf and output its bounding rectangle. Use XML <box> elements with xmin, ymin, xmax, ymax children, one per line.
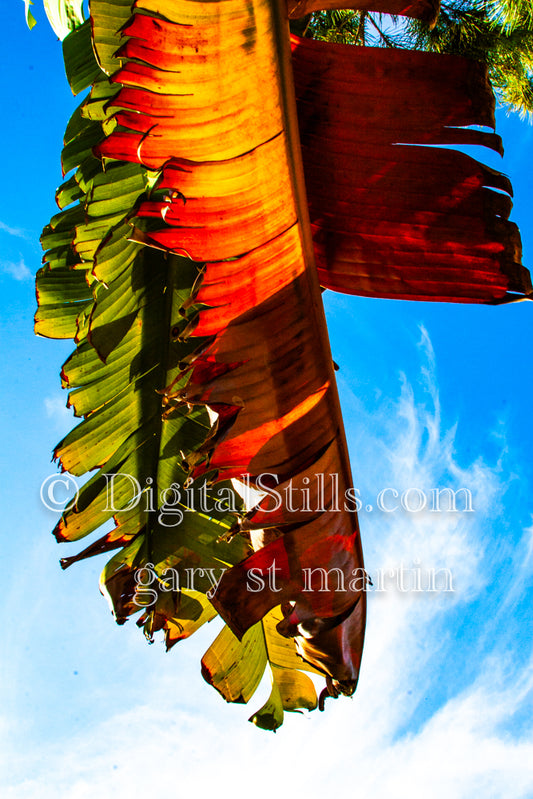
<box><xmin>91</xmin><ymin>0</ymin><xmax>367</xmax><ymax>683</ymax></box>
<box><xmin>37</xmin><ymin>0</ymin><xmax>370</xmax><ymax>727</ymax></box>
<box><xmin>35</xmin><ymin>0</ymin><xmax>527</xmax><ymax>728</ymax></box>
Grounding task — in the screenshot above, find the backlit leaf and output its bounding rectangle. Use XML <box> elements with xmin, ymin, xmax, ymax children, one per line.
<box><xmin>33</xmin><ymin>0</ymin><xmax>529</xmax><ymax>728</ymax></box>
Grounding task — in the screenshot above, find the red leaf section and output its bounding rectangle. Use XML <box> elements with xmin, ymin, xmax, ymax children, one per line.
<box><xmin>95</xmin><ymin>0</ymin><xmax>366</xmax><ymax>686</ymax></box>
<box><xmin>292</xmin><ymin>35</ymin><xmax>531</xmax><ymax>304</ymax></box>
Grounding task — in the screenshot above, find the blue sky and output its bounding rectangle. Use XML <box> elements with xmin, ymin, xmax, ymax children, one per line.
<box><xmin>1</xmin><ymin>3</ymin><xmax>533</xmax><ymax>797</ymax></box>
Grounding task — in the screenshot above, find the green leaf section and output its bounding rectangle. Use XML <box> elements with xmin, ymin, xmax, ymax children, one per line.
<box><xmin>39</xmin><ymin>18</ymin><xmax>241</xmax><ymax>545</ymax></box>
<box><xmin>44</xmin><ymin>0</ymin><xmax>85</xmax><ymax>40</ymax></box>
<box><xmin>39</xmin><ymin>0</ymin><xmax>251</xmax><ymax>646</ymax></box>
<box><xmin>24</xmin><ymin>1</ymin><xmax>37</xmax><ymax>30</ymax></box>
<box><xmin>99</xmin><ymin>507</ymin><xmax>249</xmax><ymax>623</ymax></box>
<box><xmin>90</xmin><ymin>0</ymin><xmax>135</xmax><ymax>75</ymax></box>
<box><xmin>63</xmin><ymin>20</ymin><xmax>101</xmax><ymax>94</ymax></box>
<box><xmin>35</xmin><ymin>265</ymin><xmax>93</xmax><ymax>339</ymax></box>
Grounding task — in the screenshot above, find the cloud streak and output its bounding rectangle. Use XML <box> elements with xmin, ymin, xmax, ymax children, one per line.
<box><xmin>0</xmin><ymin>220</ymin><xmax>28</xmax><ymax>239</ymax></box>
<box><xmin>1</xmin><ymin>257</ymin><xmax>32</xmax><ymax>281</ymax></box>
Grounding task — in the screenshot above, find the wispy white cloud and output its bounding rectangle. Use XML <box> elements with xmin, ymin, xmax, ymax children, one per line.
<box><xmin>1</xmin><ymin>257</ymin><xmax>32</xmax><ymax>281</ymax></box>
<box><xmin>2</xmin><ymin>329</ymin><xmax>532</xmax><ymax>799</ymax></box>
<box><xmin>362</xmin><ymin>658</ymin><xmax>533</xmax><ymax>799</ymax></box>
<box><xmin>0</xmin><ymin>220</ymin><xmax>27</xmax><ymax>239</ymax></box>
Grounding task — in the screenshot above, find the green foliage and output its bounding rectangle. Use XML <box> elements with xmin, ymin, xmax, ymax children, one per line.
<box><xmin>306</xmin><ymin>10</ymin><xmax>409</xmax><ymax>47</ymax></box>
<box><xmin>407</xmin><ymin>1</ymin><xmax>533</xmax><ymax>116</ymax></box>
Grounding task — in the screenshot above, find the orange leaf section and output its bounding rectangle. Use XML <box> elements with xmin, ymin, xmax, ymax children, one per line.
<box><xmin>292</xmin><ymin>35</ymin><xmax>531</xmax><ymax>304</ymax></box>
<box><xmin>136</xmin><ymin>140</ymin><xmax>296</xmax><ymax>261</ymax></box>
<box><xmin>287</xmin><ymin>0</ymin><xmax>440</xmax><ymax>25</ymax></box>
<box><xmin>96</xmin><ymin>0</ymin><xmax>365</xmax><ymax>686</ymax></box>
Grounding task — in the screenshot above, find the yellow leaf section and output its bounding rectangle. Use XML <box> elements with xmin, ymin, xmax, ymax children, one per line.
<box><xmin>165</xmin><ymin>590</ymin><xmax>218</xmax><ymax>646</ymax></box>
<box><xmin>138</xmin><ymin>589</ymin><xmax>219</xmax><ymax>648</ymax></box>
<box><xmin>273</xmin><ymin>665</ymin><xmax>317</xmax><ymax>711</ymax></box>
<box><xmin>202</xmin><ymin>605</ymin><xmax>320</xmax><ymax>726</ymax></box>
<box><xmin>249</xmin><ymin>665</ymin><xmax>317</xmax><ymax>731</ymax></box>
<box><xmin>201</xmin><ymin>623</ymin><xmax>267</xmax><ymax>704</ymax></box>
<box><xmin>262</xmin><ymin>605</ymin><xmax>322</xmax><ymax>675</ymax></box>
